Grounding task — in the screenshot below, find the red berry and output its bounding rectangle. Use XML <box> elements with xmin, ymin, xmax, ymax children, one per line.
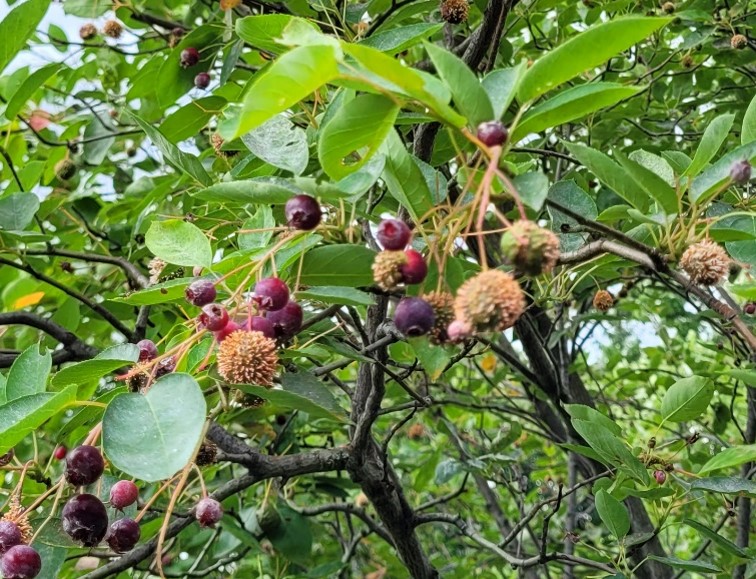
<box><xmin>185</xmin><ymin>280</ymin><xmax>217</xmax><ymax>306</ymax></box>
<box><xmin>65</xmin><ymin>445</ymin><xmax>105</xmax><ymax>487</ymax></box>
<box><xmin>242</xmin><ymin>316</ymin><xmax>276</xmax><ymax>339</ymax></box>
<box><xmin>253</xmin><ymin>277</ymin><xmax>290</xmax><ymax>311</ymax></box>
<box><xmin>654</xmin><ymin>470</ymin><xmax>667</xmax><ymax>485</ymax></box>
<box><xmin>745</xmin><ymin>302</ymin><xmax>756</xmax><ymax>315</ymax></box>
<box><xmin>194</xmin><ymin>72</ymin><xmax>210</xmax><ymax>89</ymax></box>
<box><xmin>285</xmin><ymin>195</ymin><xmax>321</xmax><ymax>230</ymax></box>
<box><xmin>266</xmin><ymin>301</ymin><xmax>303</xmax><ymax>339</ymax></box>
<box><xmin>476</xmin><ymin>121</ymin><xmax>508</xmax><ymax>147</ymax></box>
<box><xmin>62</xmin><ymin>493</ymin><xmax>109</xmax><ymax>547</ymax></box>
<box><xmin>195</xmin><ymin>497</ymin><xmax>222</xmax><ymax>528</ymax></box>
<box><xmin>53</xmin><ymin>445</ymin><xmax>67</xmax><ymax>460</ymax></box>
<box><xmin>106</xmin><ymin>518</ymin><xmax>140</xmax><ymax>553</ymax></box>
<box><xmin>136</xmin><ymin>339</ymin><xmax>158</xmax><ymax>362</ymax></box>
<box><xmin>0</xmin><ymin>521</ymin><xmax>22</xmax><ymax>555</ymax></box>
<box><xmin>180</xmin><ymin>47</ymin><xmax>200</xmax><ymax>68</ymax></box>
<box><xmin>376</xmin><ymin>219</ymin><xmax>411</xmax><ymax>250</ymax></box>
<box><xmin>199</xmin><ymin>303</ymin><xmax>229</xmax><ymax>331</ymax></box>
<box><xmin>1</xmin><ymin>545</ymin><xmax>41</xmax><ymax>579</ymax></box>
<box><xmin>394</xmin><ymin>297</ymin><xmax>435</xmax><ymax>337</ymax></box>
<box><xmin>730</xmin><ymin>159</ymin><xmax>752</xmax><ymax>184</ymax></box>
<box><xmin>214</xmin><ymin>320</ymin><xmax>240</xmax><ymax>342</ymax></box>
<box><xmin>109</xmin><ymin>480</ymin><xmax>139</xmax><ymax>510</ymax></box>
<box><xmin>155</xmin><ymin>356</ymin><xmax>176</xmax><ymax>377</ymax></box>
<box><xmin>400</xmin><ymin>249</ymin><xmax>427</xmax><ymax>284</ymax></box>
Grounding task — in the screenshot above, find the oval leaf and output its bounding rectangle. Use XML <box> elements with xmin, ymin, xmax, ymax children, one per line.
<box><xmin>146</xmin><ymin>220</ymin><xmax>212</xmax><ymax>268</ymax></box>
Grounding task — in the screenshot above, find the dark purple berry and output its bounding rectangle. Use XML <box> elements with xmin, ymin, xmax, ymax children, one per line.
<box><xmin>476</xmin><ymin>121</ymin><xmax>508</xmax><ymax>147</ymax></box>
<box><xmin>253</xmin><ymin>277</ymin><xmax>290</xmax><ymax>311</ymax></box>
<box><xmin>214</xmin><ymin>320</ymin><xmax>240</xmax><ymax>342</ymax></box>
<box><xmin>109</xmin><ymin>480</ymin><xmax>139</xmax><ymax>510</ymax></box>
<box><xmin>62</xmin><ymin>493</ymin><xmax>109</xmax><ymax>547</ymax></box>
<box><xmin>65</xmin><ymin>445</ymin><xmax>105</xmax><ymax>487</ymax></box>
<box><xmin>745</xmin><ymin>302</ymin><xmax>756</xmax><ymax>315</ymax></box>
<box><xmin>285</xmin><ymin>195</ymin><xmax>321</xmax><ymax>230</ymax></box>
<box><xmin>394</xmin><ymin>297</ymin><xmax>435</xmax><ymax>337</ymax></box>
<box><xmin>400</xmin><ymin>249</ymin><xmax>427</xmax><ymax>285</ymax></box>
<box><xmin>155</xmin><ymin>356</ymin><xmax>176</xmax><ymax>377</ymax></box>
<box><xmin>195</xmin><ymin>497</ymin><xmax>222</xmax><ymax>528</ymax></box>
<box><xmin>0</xmin><ymin>545</ymin><xmax>41</xmax><ymax>579</ymax></box>
<box><xmin>180</xmin><ymin>47</ymin><xmax>200</xmax><ymax>68</ymax></box>
<box><xmin>376</xmin><ymin>218</ymin><xmax>411</xmax><ymax>250</ymax></box>
<box><xmin>266</xmin><ymin>301</ymin><xmax>303</xmax><ymax>339</ymax></box>
<box><xmin>194</xmin><ymin>72</ymin><xmax>211</xmax><ymax>89</ymax></box>
<box><xmin>137</xmin><ymin>339</ymin><xmax>158</xmax><ymax>362</ymax></box>
<box><xmin>185</xmin><ymin>280</ymin><xmax>217</xmax><ymax>306</ymax></box>
<box><xmin>730</xmin><ymin>159</ymin><xmax>752</xmax><ymax>184</ymax></box>
<box><xmin>199</xmin><ymin>303</ymin><xmax>229</xmax><ymax>331</ymax></box>
<box><xmin>106</xmin><ymin>518</ymin><xmax>140</xmax><ymax>553</ymax></box>
<box><xmin>0</xmin><ymin>521</ymin><xmax>22</xmax><ymax>554</ymax></box>
<box><xmin>654</xmin><ymin>470</ymin><xmax>667</xmax><ymax>485</ymax></box>
<box><xmin>242</xmin><ymin>316</ymin><xmax>276</xmax><ymax>339</ymax></box>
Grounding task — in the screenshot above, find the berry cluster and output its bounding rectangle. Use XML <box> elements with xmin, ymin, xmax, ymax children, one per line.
<box><xmin>371</xmin><ymin>218</ymin><xmax>427</xmax><ymax>291</ymax></box>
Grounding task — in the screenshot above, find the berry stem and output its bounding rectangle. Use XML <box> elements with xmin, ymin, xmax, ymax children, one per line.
<box><xmin>155</xmin><ymin>462</ymin><xmax>192</xmax><ymax>579</ymax></box>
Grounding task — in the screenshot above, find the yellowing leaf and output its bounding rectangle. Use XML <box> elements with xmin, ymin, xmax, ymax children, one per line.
<box><xmin>481</xmin><ymin>353</ymin><xmax>497</xmax><ymax>373</ymax></box>
<box><xmin>13</xmin><ymin>292</ymin><xmax>45</xmax><ymax>309</ymax></box>
<box><xmin>220</xmin><ymin>0</ymin><xmax>241</xmax><ymax>9</ymax></box>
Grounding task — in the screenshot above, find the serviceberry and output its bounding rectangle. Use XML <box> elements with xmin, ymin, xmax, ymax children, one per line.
<box><xmin>109</xmin><ymin>480</ymin><xmax>139</xmax><ymax>510</ymax></box>
<box><xmin>285</xmin><ymin>195</ymin><xmax>321</xmax><ymax>230</ymax></box>
<box><xmin>266</xmin><ymin>301</ymin><xmax>303</xmax><ymax>339</ymax></box>
<box><xmin>654</xmin><ymin>470</ymin><xmax>667</xmax><ymax>485</ymax></box>
<box><xmin>53</xmin><ymin>445</ymin><xmax>67</xmax><ymax>460</ymax></box>
<box><xmin>195</xmin><ymin>498</ymin><xmax>223</xmax><ymax>528</ymax></box>
<box><xmin>65</xmin><ymin>445</ymin><xmax>105</xmax><ymax>487</ymax></box>
<box><xmin>194</xmin><ymin>72</ymin><xmax>211</xmax><ymax>89</ymax></box>
<box><xmin>243</xmin><ymin>316</ymin><xmax>276</xmax><ymax>339</ymax></box>
<box><xmin>185</xmin><ymin>280</ymin><xmax>216</xmax><ymax>306</ymax></box>
<box><xmin>180</xmin><ymin>47</ymin><xmax>200</xmax><ymax>68</ymax></box>
<box><xmin>0</xmin><ymin>545</ymin><xmax>41</xmax><ymax>579</ymax></box>
<box><xmin>394</xmin><ymin>297</ymin><xmax>435</xmax><ymax>337</ymax></box>
<box><xmin>730</xmin><ymin>160</ymin><xmax>752</xmax><ymax>184</ymax></box>
<box><xmin>253</xmin><ymin>277</ymin><xmax>289</xmax><ymax>311</ymax></box>
<box><xmin>136</xmin><ymin>339</ymin><xmax>158</xmax><ymax>362</ymax></box>
<box><xmin>106</xmin><ymin>518</ymin><xmax>140</xmax><ymax>553</ymax></box>
<box><xmin>199</xmin><ymin>303</ymin><xmax>229</xmax><ymax>332</ymax></box>
<box><xmin>214</xmin><ymin>320</ymin><xmax>241</xmax><ymax>342</ymax></box>
<box><xmin>62</xmin><ymin>493</ymin><xmax>109</xmax><ymax>547</ymax></box>
<box><xmin>400</xmin><ymin>249</ymin><xmax>427</xmax><ymax>284</ymax></box>
<box><xmin>0</xmin><ymin>521</ymin><xmax>22</xmax><ymax>554</ymax></box>
<box><xmin>376</xmin><ymin>219</ymin><xmax>411</xmax><ymax>250</ymax></box>
<box><xmin>476</xmin><ymin>121</ymin><xmax>508</xmax><ymax>147</ymax></box>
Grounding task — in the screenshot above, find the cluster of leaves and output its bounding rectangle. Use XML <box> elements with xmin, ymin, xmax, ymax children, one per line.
<box><xmin>0</xmin><ymin>0</ymin><xmax>755</xmax><ymax>577</ymax></box>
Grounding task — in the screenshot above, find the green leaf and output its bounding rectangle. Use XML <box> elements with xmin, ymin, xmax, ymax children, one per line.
<box><xmin>264</xmin><ymin>502</ymin><xmax>313</xmax><ymax>564</ymax></box>
<box><xmin>238</xmin><ymin>372</ymin><xmax>348</xmax><ymax>423</ymax></box>
<box><xmin>513</xmin><ymin>83</ymin><xmax>642</xmax><ymax>141</ymax></box>
<box><xmin>595</xmin><ymin>489</ymin><xmax>630</xmax><ymax>540</ymax></box>
<box><xmin>228</xmin><ymin>44</ymin><xmax>341</xmax><ymax>139</ymax></box>
<box><xmin>547</xmin><ymin>180</ymin><xmax>598</xmax><ymax>252</ymax></box>
<box><xmin>682</xmin><ymin>519</ymin><xmax>748</xmax><ymax>558</ymax></box>
<box><xmin>614</xmin><ymin>151</ymin><xmax>678</xmax><ymax>214</ymax></box>
<box><xmin>299</xmin><ymin>245</ymin><xmax>376</xmax><ymax>287</ymax></box>
<box><xmin>513</xmin><ymin>172</ymin><xmax>548</xmax><ymax>211</ymax></box>
<box><xmin>742</xmin><ymin>93</ymin><xmax>756</xmax><ymax>145</ymax></box>
<box><xmin>691</xmin><ymin>477</ymin><xmax>756</xmax><ymax>496</ymax></box>
<box><xmin>723</xmin><ymin>369</ymin><xmax>756</xmax><ymax>386</ymax></box>
<box><xmin>62</xmin><ymin>0</ymin><xmax>109</xmax><ymax>17</ymax></box>
<box><xmin>517</xmin><ymin>17</ymin><xmax>671</xmax><ymax>102</ymax></box>
<box><xmin>660</xmin><ymin>376</ymin><xmax>713</xmax><ymax>423</ymax></box>
<box><xmin>572</xmin><ymin>419</ymin><xmax>650</xmax><ymax>485</ymax></box>
<box><xmin>51</xmin><ymin>344</ymin><xmax>139</xmax><ymax>388</ymax></box>
<box><xmin>145</xmin><ymin>220</ymin><xmax>213</xmax><ymax>268</ymax></box>
<box><xmin>159</xmin><ymin>97</ymin><xmax>227</xmax><ymax>144</ymax></box>
<box><xmin>380</xmin><ymin>129</ymin><xmax>434</xmax><ymax>221</ymax></box>
<box><xmin>318</xmin><ymin>94</ymin><xmax>398</xmax><ymax>180</ymax></box>
<box><xmin>242</xmin><ymin>114</ymin><xmax>309</xmax><ymax>175</ymax></box>
<box><xmin>424</xmin><ymin>42</ymin><xmax>493</xmax><ymax>127</ymax></box>
<box><xmin>82</xmin><ymin>119</ymin><xmax>115</xmax><ymax>166</ymax></box>
<box><xmin>235</xmin><ymin>14</ymin><xmax>319</xmax><ymax>53</ymax></box>
<box><xmin>193</xmin><ymin>177</ymin><xmax>303</xmax><ymax>205</ymax></box>
<box><xmin>408</xmin><ymin>337</ymin><xmax>450</xmax><ymax>381</ymax></box>
<box><xmin>684</xmin><ymin>114</ymin><xmax>735</xmax><ymax>177</ymax></box>
<box><xmin>102</xmin><ymin>373</ymin><xmax>207</xmax><ymax>482</ymax></box>
<box><xmin>0</xmin><ymin>0</ymin><xmax>49</xmax><ymax>75</ymax></box>
<box><xmin>360</xmin><ymin>23</ymin><xmax>443</xmax><ymax>54</ymax></box>
<box><xmin>565</xmin><ymin>404</ymin><xmax>622</xmax><ymax>435</ymax></box>
<box><xmin>5</xmin><ymin>63</ymin><xmax>61</xmax><ymax>119</ymax></box>
<box><xmin>481</xmin><ymin>62</ymin><xmax>527</xmax><ymax>120</ymax></box>
<box><xmin>239</xmin><ymin>206</ymin><xmax>275</xmax><ymax>251</ymax></box>
<box><xmin>690</xmin><ymin>140</ymin><xmax>756</xmax><ymax>204</ymax></box>
<box><xmin>629</xmin><ymin>150</ymin><xmax>676</xmax><ymax>186</ymax></box>
<box><xmin>110</xmin><ymin>277</ymin><xmax>194</xmax><ymax>306</ymax></box>
<box><xmin>647</xmin><ymin>556</ymin><xmax>721</xmax><ymax>574</ymax></box>
<box><xmin>0</xmin><ymin>192</ymin><xmax>40</xmax><ymax>231</ymax></box>
<box><xmin>0</xmin><ymin>387</ymin><xmax>78</xmax><ymax>455</ymax></box>
<box><xmin>296</xmin><ymin>286</ymin><xmax>375</xmax><ymax>306</ymax></box>
<box><xmin>699</xmin><ymin>444</ymin><xmax>756</xmax><ymax>475</ymax></box>
<box><xmin>7</xmin><ymin>343</ymin><xmax>51</xmax><ymax>400</ymax></box>
<box><xmin>129</xmin><ymin>113</ymin><xmax>212</xmax><ymax>186</ymax></box>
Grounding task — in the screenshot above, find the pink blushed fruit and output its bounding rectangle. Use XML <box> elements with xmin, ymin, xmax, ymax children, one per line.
<box><xmin>654</xmin><ymin>470</ymin><xmax>667</xmax><ymax>485</ymax></box>
<box><xmin>110</xmin><ymin>480</ymin><xmax>139</xmax><ymax>510</ymax></box>
<box><xmin>195</xmin><ymin>498</ymin><xmax>222</xmax><ymax>528</ymax></box>
<box><xmin>376</xmin><ymin>219</ymin><xmax>411</xmax><ymax>250</ymax></box>
<box><xmin>400</xmin><ymin>249</ymin><xmax>427</xmax><ymax>285</ymax></box>
<box><xmin>253</xmin><ymin>277</ymin><xmax>290</xmax><ymax>311</ymax></box>
<box><xmin>476</xmin><ymin>121</ymin><xmax>508</xmax><ymax>147</ymax></box>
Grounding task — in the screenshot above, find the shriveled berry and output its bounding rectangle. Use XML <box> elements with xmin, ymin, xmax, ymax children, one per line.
<box><xmin>376</xmin><ymin>219</ymin><xmax>411</xmax><ymax>250</ymax></box>
<box><xmin>199</xmin><ymin>303</ymin><xmax>229</xmax><ymax>332</ymax></box>
<box><xmin>106</xmin><ymin>518</ymin><xmax>140</xmax><ymax>553</ymax></box>
<box><xmin>65</xmin><ymin>445</ymin><xmax>105</xmax><ymax>487</ymax></box>
<box><xmin>185</xmin><ymin>280</ymin><xmax>217</xmax><ymax>306</ymax></box>
<box><xmin>62</xmin><ymin>493</ymin><xmax>109</xmax><ymax>547</ymax></box>
<box><xmin>266</xmin><ymin>301</ymin><xmax>303</xmax><ymax>339</ymax></box>
<box><xmin>285</xmin><ymin>195</ymin><xmax>321</xmax><ymax>230</ymax></box>
<box><xmin>476</xmin><ymin>121</ymin><xmax>508</xmax><ymax>147</ymax></box>
<box><xmin>109</xmin><ymin>480</ymin><xmax>139</xmax><ymax>510</ymax></box>
<box><xmin>180</xmin><ymin>47</ymin><xmax>200</xmax><ymax>68</ymax></box>
<box><xmin>730</xmin><ymin>160</ymin><xmax>752</xmax><ymax>185</ymax></box>
<box><xmin>0</xmin><ymin>521</ymin><xmax>22</xmax><ymax>554</ymax></box>
<box><xmin>253</xmin><ymin>277</ymin><xmax>290</xmax><ymax>311</ymax></box>
<box><xmin>194</xmin><ymin>72</ymin><xmax>211</xmax><ymax>89</ymax></box>
<box><xmin>214</xmin><ymin>320</ymin><xmax>241</xmax><ymax>342</ymax></box>
<box><xmin>394</xmin><ymin>297</ymin><xmax>435</xmax><ymax>337</ymax></box>
<box><xmin>242</xmin><ymin>316</ymin><xmax>276</xmax><ymax>339</ymax></box>
<box><xmin>654</xmin><ymin>470</ymin><xmax>667</xmax><ymax>485</ymax></box>
<box><xmin>195</xmin><ymin>497</ymin><xmax>222</xmax><ymax>528</ymax></box>
<box><xmin>0</xmin><ymin>545</ymin><xmax>41</xmax><ymax>579</ymax></box>
<box><xmin>400</xmin><ymin>249</ymin><xmax>427</xmax><ymax>285</ymax></box>
<box><xmin>136</xmin><ymin>339</ymin><xmax>158</xmax><ymax>362</ymax></box>
<box><xmin>53</xmin><ymin>445</ymin><xmax>67</xmax><ymax>460</ymax></box>
<box><xmin>745</xmin><ymin>302</ymin><xmax>756</xmax><ymax>315</ymax></box>
<box><xmin>155</xmin><ymin>356</ymin><xmax>176</xmax><ymax>377</ymax></box>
